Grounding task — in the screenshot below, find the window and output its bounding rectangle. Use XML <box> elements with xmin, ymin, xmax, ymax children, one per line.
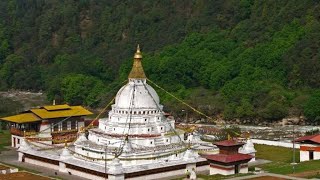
<box><xmin>150</xmin><ymin>141</ymin><xmax>153</xmax><ymax>144</ymax></box>
<box><xmin>62</xmin><ymin>121</ymin><xmax>68</xmax><ymax>130</ymax></box>
<box><xmin>53</xmin><ymin>123</ymin><xmax>59</xmax><ymax>131</ymax></box>
<box><xmin>71</xmin><ymin>121</ymin><xmax>76</xmax><ymax>129</ymax></box>
<box><xmin>145</xmin><ymin>119</ymin><xmax>147</xmax><ymax>122</ymax></box>
<box><xmin>67</xmin><ymin>121</ymin><xmax>71</xmax><ymax>130</ymax></box>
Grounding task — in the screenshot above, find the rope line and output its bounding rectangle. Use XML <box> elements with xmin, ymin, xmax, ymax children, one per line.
<box><xmin>147</xmin><ymin>78</ymin><xmax>215</xmax><ymax>122</ymax></box>
<box><xmin>25</xmin><ymin>80</ymin><xmax>128</xmax><ymax>149</ymax></box>
<box><xmin>142</xmin><ymin>81</ymin><xmax>187</xmax><ymax>148</ymax></box>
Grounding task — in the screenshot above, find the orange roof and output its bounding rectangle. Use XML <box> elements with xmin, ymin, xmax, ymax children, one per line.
<box><xmin>0</xmin><ymin>113</ymin><xmax>40</xmax><ymax>123</ymax></box>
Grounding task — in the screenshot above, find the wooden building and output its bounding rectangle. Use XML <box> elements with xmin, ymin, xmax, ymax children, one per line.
<box><xmin>0</xmin><ymin>104</ymin><xmax>93</xmax><ymax>148</ymax></box>
<box><xmin>202</xmin><ymin>140</ymin><xmax>252</xmax><ymax>175</ymax></box>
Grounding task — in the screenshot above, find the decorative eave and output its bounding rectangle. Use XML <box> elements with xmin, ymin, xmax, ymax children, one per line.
<box><xmin>203</xmin><ymin>153</ymin><xmax>253</xmax><ymax>164</ymax></box>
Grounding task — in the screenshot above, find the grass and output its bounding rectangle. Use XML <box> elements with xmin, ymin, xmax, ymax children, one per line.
<box><xmin>0</xmin><ymin>130</ymin><xmax>11</xmax><ymax>151</ymax></box>
<box><xmin>255</xmin><ymin>144</ymin><xmax>320</xmax><ymax>176</ymax></box>
<box><xmin>255</xmin><ymin>144</ymin><xmax>299</xmax><ymax>163</ymax></box>
<box><xmin>260</xmin><ymin>159</ymin><xmax>320</xmax><ymax>174</ymax></box>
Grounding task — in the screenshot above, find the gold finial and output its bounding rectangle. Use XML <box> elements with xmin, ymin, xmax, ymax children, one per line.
<box><xmin>134</xmin><ymin>44</ymin><xmax>142</xmax><ymax>59</ymax></box>
<box><xmin>64</xmin><ymin>139</ymin><xmax>67</xmax><ymax>147</ymax></box>
<box><xmin>136</xmin><ymin>44</ymin><xmax>140</xmax><ymax>53</ymax></box>
<box><xmin>129</xmin><ymin>44</ymin><xmax>146</xmax><ymax>79</ymax></box>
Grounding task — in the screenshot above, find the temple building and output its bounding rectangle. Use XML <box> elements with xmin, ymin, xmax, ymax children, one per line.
<box><xmin>203</xmin><ymin>140</ymin><xmax>253</xmax><ymax>175</ymax></box>
<box><xmin>16</xmin><ymin>46</ymin><xmax>216</xmax><ymax>180</ymax></box>
<box><xmin>0</xmin><ymin>104</ymin><xmax>93</xmax><ymax>148</ymax></box>
<box><xmin>295</xmin><ymin>134</ymin><xmax>320</xmax><ymax>162</ymax></box>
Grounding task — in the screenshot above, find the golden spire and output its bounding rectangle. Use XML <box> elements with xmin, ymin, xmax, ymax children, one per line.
<box><xmin>128</xmin><ymin>44</ymin><xmax>146</xmax><ymax>79</ymax></box>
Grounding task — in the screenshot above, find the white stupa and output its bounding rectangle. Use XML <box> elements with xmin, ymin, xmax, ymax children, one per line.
<box><xmin>73</xmin><ymin>45</ymin><xmax>214</xmax><ymax>167</ymax></box>
<box><xmin>239</xmin><ymin>138</ymin><xmax>256</xmax><ymax>161</ymax></box>
<box><xmin>17</xmin><ymin>46</ymin><xmax>216</xmax><ymax>180</ymax></box>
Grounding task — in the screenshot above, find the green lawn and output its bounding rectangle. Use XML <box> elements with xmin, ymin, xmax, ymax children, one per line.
<box><xmin>255</xmin><ymin>144</ymin><xmax>299</xmax><ymax>163</ymax></box>
<box><xmin>260</xmin><ymin>160</ymin><xmax>320</xmax><ymax>174</ymax></box>
<box><xmin>0</xmin><ymin>130</ymin><xmax>11</xmax><ymax>151</ymax></box>
<box><xmin>190</xmin><ymin>144</ymin><xmax>320</xmax><ymax>179</ymax></box>
<box><xmin>255</xmin><ymin>144</ymin><xmax>320</xmax><ymax>175</ymax></box>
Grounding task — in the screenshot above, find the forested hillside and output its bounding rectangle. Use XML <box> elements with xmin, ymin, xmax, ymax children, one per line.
<box><xmin>1</xmin><ymin>0</ymin><xmax>320</xmax><ymax>123</ymax></box>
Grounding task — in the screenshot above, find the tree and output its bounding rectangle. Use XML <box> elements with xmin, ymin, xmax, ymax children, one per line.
<box><xmin>61</xmin><ymin>74</ymin><xmax>106</xmax><ymax>106</ymax></box>
<box><xmin>304</xmin><ymin>92</ymin><xmax>320</xmax><ymax>123</ymax></box>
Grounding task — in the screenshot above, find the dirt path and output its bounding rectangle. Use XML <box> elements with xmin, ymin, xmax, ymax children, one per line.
<box><xmin>289</xmin><ymin>169</ymin><xmax>320</xmax><ymax>178</ymax></box>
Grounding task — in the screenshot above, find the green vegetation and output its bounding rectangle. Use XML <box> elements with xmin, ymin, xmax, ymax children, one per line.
<box><xmin>255</xmin><ymin>144</ymin><xmax>299</xmax><ymax>163</ymax></box>
<box><xmin>0</xmin><ymin>96</ymin><xmax>23</xmax><ymax>117</ymax></box>
<box><xmin>0</xmin><ymin>130</ymin><xmax>11</xmax><ymax>151</ymax></box>
<box><xmin>255</xmin><ymin>144</ymin><xmax>320</xmax><ymax>176</ymax></box>
<box><xmin>0</xmin><ymin>1</ymin><xmax>320</xmax><ymax>123</ymax></box>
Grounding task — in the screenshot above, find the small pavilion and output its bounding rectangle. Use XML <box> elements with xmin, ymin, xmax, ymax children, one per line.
<box><xmin>202</xmin><ymin>140</ymin><xmax>253</xmax><ymax>175</ymax></box>
<box><xmin>295</xmin><ymin>134</ymin><xmax>320</xmax><ymax>162</ymax></box>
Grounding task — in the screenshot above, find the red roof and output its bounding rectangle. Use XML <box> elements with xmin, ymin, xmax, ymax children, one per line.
<box><xmin>203</xmin><ymin>153</ymin><xmax>253</xmax><ymax>163</ymax></box>
<box><xmin>214</xmin><ymin>140</ymin><xmax>245</xmax><ymax>147</ymax></box>
<box><xmin>295</xmin><ymin>134</ymin><xmax>320</xmax><ymax>144</ymax></box>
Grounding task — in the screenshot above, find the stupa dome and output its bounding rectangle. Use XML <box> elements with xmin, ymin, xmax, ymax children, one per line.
<box><xmin>115</xmin><ymin>81</ymin><xmax>160</xmax><ymax>109</ymax></box>
<box><xmin>114</xmin><ymin>45</ymin><xmax>160</xmax><ymax>109</ymax></box>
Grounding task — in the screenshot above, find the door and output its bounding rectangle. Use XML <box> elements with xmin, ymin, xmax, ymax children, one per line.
<box><xmin>235</xmin><ymin>164</ymin><xmax>240</xmax><ymax>174</ymax></box>
<box><xmin>13</xmin><ymin>137</ymin><xmax>16</xmax><ymax>148</ymax></box>
<box><xmin>309</xmin><ymin>151</ymin><xmax>314</xmax><ymax>160</ymax></box>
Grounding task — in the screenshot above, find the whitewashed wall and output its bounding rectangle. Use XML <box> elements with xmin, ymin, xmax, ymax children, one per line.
<box><xmin>251</xmin><ymin>139</ymin><xmax>300</xmax><ymax>149</ymax></box>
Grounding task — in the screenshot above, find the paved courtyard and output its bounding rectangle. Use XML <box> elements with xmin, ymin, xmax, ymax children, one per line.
<box><xmin>0</xmin><ymin>147</ymin><xmax>87</xmax><ymax>180</ymax></box>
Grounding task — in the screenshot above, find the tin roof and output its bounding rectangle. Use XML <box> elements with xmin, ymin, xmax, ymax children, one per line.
<box><xmin>30</xmin><ymin>106</ymin><xmax>92</xmax><ymax>119</ymax></box>
<box><xmin>0</xmin><ymin>104</ymin><xmax>93</xmax><ymax>123</ymax></box>
<box><xmin>0</xmin><ymin>113</ymin><xmax>40</xmax><ymax>123</ymax></box>
<box><xmin>295</xmin><ymin>134</ymin><xmax>320</xmax><ymax>144</ymax></box>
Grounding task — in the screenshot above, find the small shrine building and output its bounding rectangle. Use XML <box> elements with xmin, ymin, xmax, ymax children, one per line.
<box><xmin>295</xmin><ymin>134</ymin><xmax>320</xmax><ymax>162</ymax></box>
<box><xmin>202</xmin><ymin>140</ymin><xmax>253</xmax><ymax>175</ymax></box>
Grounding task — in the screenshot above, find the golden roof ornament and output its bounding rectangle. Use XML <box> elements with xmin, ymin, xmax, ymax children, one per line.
<box><xmin>128</xmin><ymin>44</ymin><xmax>146</xmax><ymax>79</ymax></box>
<box><xmin>134</xmin><ymin>44</ymin><xmax>142</xmax><ymax>59</ymax></box>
